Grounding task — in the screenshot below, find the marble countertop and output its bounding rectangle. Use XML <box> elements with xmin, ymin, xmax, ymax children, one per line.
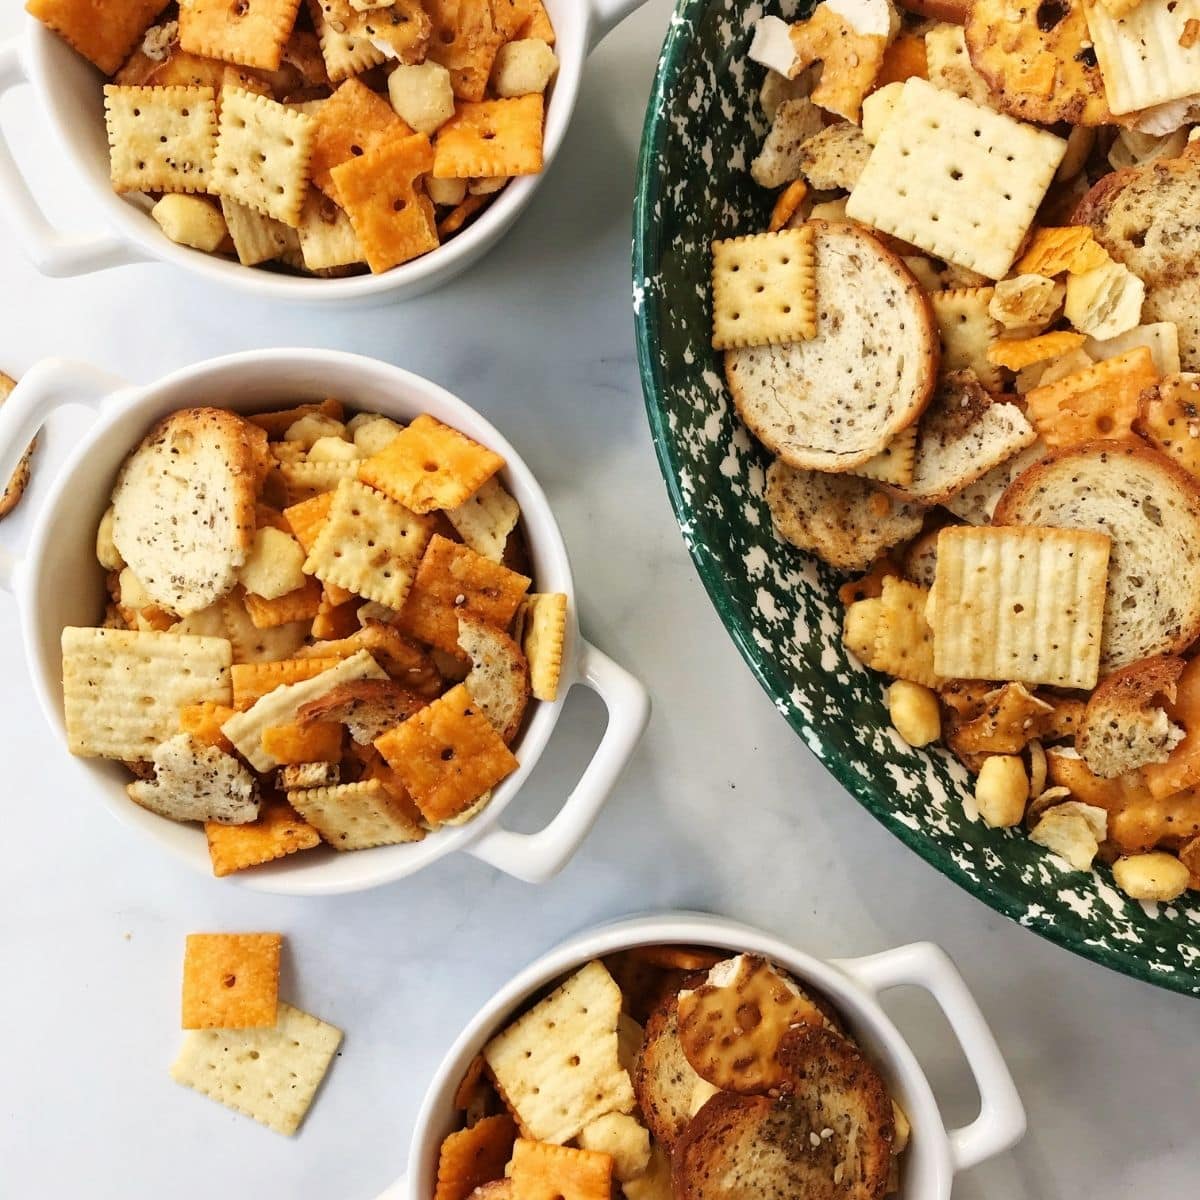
<box><xmin>0</xmin><ymin>4</ymin><xmax>1195</xmax><ymax>1197</ymax></box>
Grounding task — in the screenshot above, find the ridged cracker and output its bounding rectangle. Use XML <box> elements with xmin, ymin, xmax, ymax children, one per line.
<box><xmin>930</xmin><ymin>287</ymin><xmax>1002</xmax><ymax>389</ymax></box>
<box><xmin>222</xmin><ymin>649</ymin><xmax>386</xmax><ymax>770</ymax></box>
<box><xmin>359</xmin><ymin>413</ymin><xmax>505</xmax><ymax>514</ymax></box>
<box><xmin>435</xmin><ymin>1115</ymin><xmax>518</xmax><ymax>1200</ymax></box>
<box><xmin>519</xmin><ymin>592</ymin><xmax>567</xmax><ymax>702</ymax></box>
<box><xmin>221</xmin><ymin>593</ymin><xmax>311</xmax><ymax>663</ymax></box>
<box><xmin>444</xmin><ymin>476</ymin><xmax>520</xmax><ymax>561</ymax></box>
<box><xmin>303</xmin><ymin>478</ymin><xmax>434</xmax><ymax>608</ymax></box>
<box><xmin>205</xmin><ymin>797</ymin><xmax>321</xmax><ymax>876</ymax></box>
<box><xmin>180</xmin><ymin>0</ymin><xmax>302</xmax><ymax>71</ymax></box>
<box><xmin>279</xmin><ymin>457</ymin><xmax>359</xmax><ymax>502</ymax></box>
<box><xmin>287</xmin><ymin>778</ymin><xmax>426</xmax><ymax>849</ymax></box>
<box><xmin>1024</xmin><ymin>346</ymin><xmax>1155</xmax><ymax>446</ymax></box>
<box><xmin>710</xmin><ymin>228</ymin><xmax>817</xmax><ymax>351</ymax></box>
<box><xmin>508</xmin><ymin>1139</ymin><xmax>613</xmax><ymax>1200</ymax></box>
<box><xmin>425</xmin><ymin>0</ymin><xmax>506</xmax><ymax>101</ymax></box>
<box><xmin>373</xmin><ymin>683</ymin><xmax>518</xmax><ymax>824</ymax></box>
<box><xmin>296</xmin><ymin>190</ymin><xmax>363</xmax><ymax>271</ymax></box>
<box><xmin>213</xmin><ymin>87</ymin><xmax>315</xmax><ymax>227</ymax></box>
<box><xmin>851</xmin><ymin>424</ymin><xmax>918</xmax><ymax>487</ymax></box>
<box><xmin>171</xmin><ymin>1001</ymin><xmax>341</xmax><ymax>1135</ymax></box>
<box><xmin>231</xmin><ymin>656</ymin><xmax>343</xmax><ymax>708</ymax></box>
<box><xmin>482</xmin><ymin>960</ymin><xmax>635</xmax><ymax>1146</ymax></box>
<box><xmin>61</xmin><ymin>627</ymin><xmax>232</xmax><ymax>761</ymax></box>
<box><xmin>307</xmin><ymin>0</ymin><xmax>388</xmax><ymax>81</ymax></box>
<box><xmin>28</xmin><ymin>0</ymin><xmax>165</xmax><ymax>75</ymax></box>
<box><xmin>846</xmin><ymin>78</ymin><xmax>1066</xmax><ymax>279</ymax></box>
<box><xmin>345</xmin><ymin>0</ymin><xmax>431</xmax><ymax>62</ymax></box>
<box><xmin>330</xmin><ymin>134</ymin><xmax>439</xmax><ymax>272</ymax></box>
<box><xmin>398</xmin><ymin>534</ymin><xmax>530</xmax><ymax>655</ymax></box>
<box><xmin>873</xmin><ymin>577</ymin><xmax>939</xmax><ymax>688</ymax></box>
<box><xmin>104</xmin><ymin>85</ymin><xmax>217</xmax><ymax>194</ymax></box>
<box><xmin>181</xmin><ymin>933</ymin><xmax>282</xmax><ymax>1030</ymax></box>
<box><xmin>221</xmin><ymin>196</ymin><xmax>298</xmax><ymax>265</ymax></box>
<box><xmin>930</xmin><ymin>525</ymin><xmax>1111</xmax><ymax>689</ymax></box>
<box><xmin>432</xmin><ymin>96</ymin><xmax>545</xmax><ymax>180</ymax></box>
<box><xmin>1084</xmin><ymin>0</ymin><xmax>1200</xmax><ymax>115</ymax></box>
<box><xmin>243</xmin><ymin>576</ymin><xmax>322</xmax><ymax>629</ymax></box>
<box><xmin>310</xmin><ymin>77</ymin><xmax>412</xmax><ymax>197</ymax></box>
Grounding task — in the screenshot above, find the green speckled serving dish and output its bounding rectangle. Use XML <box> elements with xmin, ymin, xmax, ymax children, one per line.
<box><xmin>633</xmin><ymin>0</ymin><xmax>1199</xmax><ymax>996</ymax></box>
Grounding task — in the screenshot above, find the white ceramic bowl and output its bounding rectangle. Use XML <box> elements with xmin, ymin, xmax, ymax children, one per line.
<box><xmin>380</xmin><ymin>912</ymin><xmax>1026</xmax><ymax>1200</ymax></box>
<box><xmin>0</xmin><ymin>350</ymin><xmax>649</xmax><ymax>894</ymax></box>
<box><xmin>0</xmin><ymin>0</ymin><xmax>647</xmax><ymax>305</ymax></box>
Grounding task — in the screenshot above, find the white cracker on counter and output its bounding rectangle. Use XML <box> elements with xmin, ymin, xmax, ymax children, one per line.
<box><xmin>221</xmin><ymin>649</ymin><xmax>387</xmax><ymax>771</ymax></box>
<box><xmin>930</xmin><ymin>525</ymin><xmax>1111</xmax><ymax>690</ymax></box>
<box><xmin>1084</xmin><ymin>0</ymin><xmax>1200</xmax><ymax>116</ymax></box>
<box><xmin>846</xmin><ymin>79</ymin><xmax>1066</xmax><ymax>279</ymax></box>
<box><xmin>170</xmin><ymin>1001</ymin><xmax>342</xmax><ymax>1136</ymax></box>
<box><xmin>483</xmin><ymin>959</ymin><xmax>635</xmax><ymax>1144</ymax></box>
<box><xmin>61</xmin><ymin>628</ymin><xmax>232</xmax><ymax>761</ymax></box>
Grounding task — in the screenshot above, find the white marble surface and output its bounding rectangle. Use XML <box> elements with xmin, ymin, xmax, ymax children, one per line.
<box><xmin>0</xmin><ymin>4</ymin><xmax>1196</xmax><ymax>1198</ymax></box>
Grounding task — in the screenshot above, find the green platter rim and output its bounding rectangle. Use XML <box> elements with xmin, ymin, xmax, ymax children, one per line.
<box><xmin>631</xmin><ymin>0</ymin><xmax>1196</xmax><ymax>998</ymax></box>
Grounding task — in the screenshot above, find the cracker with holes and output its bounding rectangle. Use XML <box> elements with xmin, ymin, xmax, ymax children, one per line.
<box><xmin>930</xmin><ymin>287</ymin><xmax>1003</xmax><ymax>390</ymax></box>
<box><xmin>1023</xmin><ymin>347</ymin><xmax>1156</xmax><ymax>447</ymax></box>
<box><xmin>445</xmin><ymin>476</ymin><xmax>520</xmax><ymax>561</ymax></box>
<box><xmin>399</xmin><ymin>535</ymin><xmax>531</xmax><ymax>655</ymax></box>
<box><xmin>287</xmin><ymin>778</ymin><xmax>426</xmax><ymax>848</ymax></box>
<box><xmin>374</xmin><ymin>683</ymin><xmax>518</xmax><ymax>824</ymax></box>
<box><xmin>426</xmin><ymin>0</ymin><xmax>507</xmax><ymax>101</ymax></box>
<box><xmin>359</xmin><ymin>413</ymin><xmax>505</xmax><ymax>513</ymax></box>
<box><xmin>170</xmin><ymin>1000</ymin><xmax>341</xmax><ymax>1135</ymax></box>
<box><xmin>205</xmin><ymin>797</ymin><xmax>321</xmax><ymax>876</ymax></box>
<box><xmin>930</xmin><ymin>525</ymin><xmax>1111</xmax><ymax>688</ymax></box>
<box><xmin>519</xmin><ymin>593</ymin><xmax>567</xmax><ymax>702</ymax></box>
<box><xmin>213</xmin><ymin>87</ymin><xmax>315</xmax><ymax>226</ymax></box>
<box><xmin>30</xmin><ymin>0</ymin><xmax>166</xmax><ymax>74</ymax></box>
<box><xmin>508</xmin><ymin>1140</ymin><xmax>614</xmax><ymax>1200</ymax></box>
<box><xmin>61</xmin><ymin>628</ymin><xmax>233</xmax><ymax>761</ymax></box>
<box><xmin>435</xmin><ymin>1115</ymin><xmax>518</xmax><ymax>1200</ymax></box>
<box><xmin>347</xmin><ymin>0</ymin><xmax>432</xmax><ymax>62</ymax></box>
<box><xmin>181</xmin><ymin>932</ymin><xmax>282</xmax><ymax>1029</ymax></box>
<box><xmin>180</xmin><ymin>0</ymin><xmax>302</xmax><ymax>71</ymax></box>
<box><xmin>308</xmin><ymin>0</ymin><xmax>388</xmax><ymax>82</ymax></box>
<box><xmin>676</xmin><ymin>954</ymin><xmax>829</xmax><ymax>1094</ymax></box>
<box><xmin>303</xmin><ymin>477</ymin><xmax>434</xmax><ymax>608</ymax></box>
<box><xmin>310</xmin><ymin>77</ymin><xmax>413</xmax><ymax>198</ymax></box>
<box><xmin>104</xmin><ymin>85</ymin><xmax>218</xmax><ymax>194</ymax></box>
<box><xmin>846</xmin><ymin>78</ymin><xmax>1067</xmax><ymax>279</ymax></box>
<box><xmin>1136</xmin><ymin>372</ymin><xmax>1200</xmax><ymax>479</ymax></box>
<box><xmin>482</xmin><ymin>959</ymin><xmax>635</xmax><ymax>1145</ymax></box>
<box><xmin>433</xmin><ymin>96</ymin><xmax>545</xmax><ymax>180</ymax></box>
<box><xmin>786</xmin><ymin>3</ymin><xmax>890</xmax><ymax>124</ymax></box>
<box><xmin>711</xmin><ymin>227</ymin><xmax>817</xmax><ymax>350</ymax></box>
<box><xmin>331</xmin><ymin>134</ymin><xmax>440</xmax><ymax>272</ymax></box>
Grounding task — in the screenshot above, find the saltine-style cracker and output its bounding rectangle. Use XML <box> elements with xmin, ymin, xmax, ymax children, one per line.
<box><xmin>930</xmin><ymin>525</ymin><xmax>1111</xmax><ymax>689</ymax></box>
<box><xmin>711</xmin><ymin>227</ymin><xmax>817</xmax><ymax>350</ymax></box>
<box><xmin>847</xmin><ymin>78</ymin><xmax>1067</xmax><ymax>279</ymax></box>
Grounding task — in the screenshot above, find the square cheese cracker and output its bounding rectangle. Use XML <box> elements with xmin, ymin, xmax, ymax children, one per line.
<box><xmin>846</xmin><ymin>78</ymin><xmax>1067</xmax><ymax>279</ymax></box>
<box><xmin>930</xmin><ymin>525</ymin><xmax>1111</xmax><ymax>690</ymax></box>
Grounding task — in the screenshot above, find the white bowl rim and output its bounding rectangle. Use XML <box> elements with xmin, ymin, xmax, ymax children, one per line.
<box><xmin>17</xmin><ymin>0</ymin><xmax>591</xmax><ymax>303</ymax></box>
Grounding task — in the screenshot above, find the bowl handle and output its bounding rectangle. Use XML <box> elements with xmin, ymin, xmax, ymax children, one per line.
<box><xmin>587</xmin><ymin>0</ymin><xmax>652</xmax><ymax>51</ymax></box>
<box><xmin>0</xmin><ymin>36</ymin><xmax>145</xmax><ymax>277</ymax></box>
<box><xmin>0</xmin><ymin>358</ymin><xmax>128</xmax><ymax>592</ymax></box>
<box><xmin>833</xmin><ymin>942</ymin><xmax>1026</xmax><ymax>1174</ymax></box>
<box><xmin>464</xmin><ymin>639</ymin><xmax>650</xmax><ymax>883</ymax></box>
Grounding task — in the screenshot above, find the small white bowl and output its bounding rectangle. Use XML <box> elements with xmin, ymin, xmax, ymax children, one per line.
<box><xmin>381</xmin><ymin>912</ymin><xmax>1026</xmax><ymax>1200</ymax></box>
<box><xmin>0</xmin><ymin>0</ymin><xmax>647</xmax><ymax>305</ymax></box>
<box><xmin>0</xmin><ymin>350</ymin><xmax>649</xmax><ymax>894</ymax></box>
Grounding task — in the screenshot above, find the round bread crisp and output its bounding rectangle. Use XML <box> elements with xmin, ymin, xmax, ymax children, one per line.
<box><xmin>1073</xmin><ymin>156</ymin><xmax>1200</xmax><ymax>370</ymax></box>
<box><xmin>634</xmin><ymin>978</ymin><xmax>710</xmax><ymax>1151</ymax></box>
<box><xmin>672</xmin><ymin>1027</ymin><xmax>895</xmax><ymax>1200</ymax></box>
<box><xmin>0</xmin><ymin>371</ymin><xmax>36</xmax><ymax>520</ymax></box>
<box><xmin>965</xmin><ymin>0</ymin><xmax>1109</xmax><ymax>126</ymax></box>
<box><xmin>994</xmin><ymin>440</ymin><xmax>1200</xmax><ymax>673</ymax></box>
<box><xmin>766</xmin><ymin>460</ymin><xmax>926</xmax><ymax>573</ymax></box>
<box><xmin>111</xmin><ymin>408</ymin><xmax>268</xmax><ymax>616</ymax></box>
<box><xmin>725</xmin><ymin>221</ymin><xmax>938</xmax><ymax>472</ymax></box>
